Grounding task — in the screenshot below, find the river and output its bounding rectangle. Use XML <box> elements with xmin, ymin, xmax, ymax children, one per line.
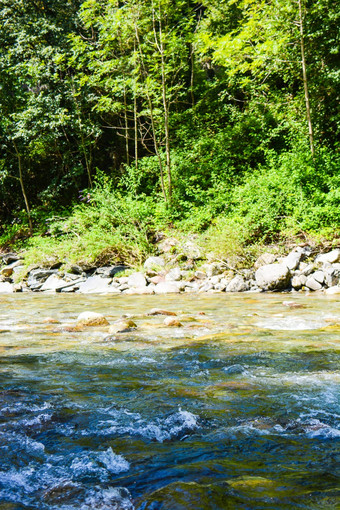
<box><xmin>0</xmin><ymin>293</ymin><xmax>339</xmax><ymax>509</ymax></box>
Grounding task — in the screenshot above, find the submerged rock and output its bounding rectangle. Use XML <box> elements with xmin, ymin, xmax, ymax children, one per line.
<box><xmin>77</xmin><ymin>311</ymin><xmax>109</xmax><ymax>327</ymax></box>
<box><xmin>109</xmin><ymin>319</ymin><xmax>137</xmax><ymax>333</ymax></box>
<box><xmin>43</xmin><ymin>317</ymin><xmax>60</xmax><ymax>324</ymax></box>
<box><xmin>282</xmin><ymin>301</ymin><xmax>304</xmax><ymax>309</ymax></box>
<box><xmin>163</xmin><ymin>317</ymin><xmax>183</xmax><ymax>327</ymax></box>
<box><xmin>223</xmin><ymin>364</ymin><xmax>245</xmax><ymax>374</ymax></box>
<box><xmin>148</xmin><ymin>308</ymin><xmax>177</xmax><ymax>316</ymax></box>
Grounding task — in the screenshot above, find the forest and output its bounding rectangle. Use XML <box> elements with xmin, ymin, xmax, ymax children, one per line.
<box><xmin>0</xmin><ymin>0</ymin><xmax>339</xmax><ymax>266</ymax></box>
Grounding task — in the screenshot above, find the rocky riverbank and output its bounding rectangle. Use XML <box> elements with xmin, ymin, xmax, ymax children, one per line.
<box><xmin>1</xmin><ymin>245</ymin><xmax>340</xmax><ymax>295</ymax></box>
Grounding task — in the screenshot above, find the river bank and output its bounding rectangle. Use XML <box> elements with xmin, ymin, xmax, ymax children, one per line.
<box><xmin>1</xmin><ymin>244</ymin><xmax>340</xmax><ymax>295</ymax></box>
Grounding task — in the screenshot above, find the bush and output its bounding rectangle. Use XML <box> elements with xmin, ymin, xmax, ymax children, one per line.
<box><xmin>23</xmin><ymin>177</ymin><xmax>167</xmax><ymax>267</ymax></box>
<box><xmin>228</xmin><ymin>147</ymin><xmax>340</xmax><ymax>241</ymax></box>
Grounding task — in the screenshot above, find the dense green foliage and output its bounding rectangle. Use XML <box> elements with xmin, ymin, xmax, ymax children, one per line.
<box><xmin>0</xmin><ymin>0</ymin><xmax>339</xmax><ymax>261</ymax></box>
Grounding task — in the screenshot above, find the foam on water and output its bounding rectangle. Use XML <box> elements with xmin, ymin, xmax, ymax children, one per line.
<box><xmin>255</xmin><ymin>316</ymin><xmax>327</xmax><ymax>330</ymax></box>
<box><xmin>229</xmin><ymin>415</ymin><xmax>340</xmax><ymax>439</ymax></box>
<box><xmin>0</xmin><ymin>442</ymin><xmax>131</xmax><ymax>507</ymax></box>
<box><xmin>71</xmin><ymin>448</ymin><xmax>130</xmax><ymax>478</ymax></box>
<box><xmin>86</xmin><ymin>407</ymin><xmax>199</xmax><ymax>443</ymax></box>
<box><xmin>66</xmin><ymin>487</ymin><xmax>134</xmax><ymax>510</ymax></box>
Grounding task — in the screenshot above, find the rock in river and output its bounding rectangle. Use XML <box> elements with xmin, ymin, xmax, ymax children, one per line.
<box><xmin>148</xmin><ymin>308</ymin><xmax>177</xmax><ymax>316</ymax></box>
<box><xmin>109</xmin><ymin>319</ymin><xmax>137</xmax><ymax>334</ymax></box>
<box><xmin>163</xmin><ymin>317</ymin><xmax>183</xmax><ymax>327</ymax></box>
<box><xmin>77</xmin><ymin>311</ymin><xmax>109</xmax><ymax>327</ymax></box>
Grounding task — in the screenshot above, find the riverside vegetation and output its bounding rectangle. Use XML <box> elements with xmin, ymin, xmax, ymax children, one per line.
<box><xmin>0</xmin><ymin>0</ymin><xmax>339</xmax><ymax>274</ymax></box>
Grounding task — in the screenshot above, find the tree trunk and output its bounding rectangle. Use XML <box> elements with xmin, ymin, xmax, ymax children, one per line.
<box><xmin>72</xmin><ymin>79</ymin><xmax>93</xmax><ymax>187</ymax></box>
<box><xmin>298</xmin><ymin>0</ymin><xmax>314</xmax><ymax>156</ymax></box>
<box><xmin>154</xmin><ymin>4</ymin><xmax>172</xmax><ymax>200</ymax></box>
<box><xmin>13</xmin><ymin>141</ymin><xmax>33</xmax><ymax>235</ymax></box>
<box><xmin>123</xmin><ymin>85</ymin><xmax>130</xmax><ymax>166</ymax></box>
<box><xmin>134</xmin><ymin>17</ymin><xmax>167</xmax><ymax>202</ymax></box>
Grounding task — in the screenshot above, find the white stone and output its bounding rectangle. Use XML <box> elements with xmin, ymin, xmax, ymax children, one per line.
<box><xmin>325</xmin><ymin>286</ymin><xmax>340</xmax><ymax>295</ymax></box>
<box><xmin>214</xmin><ymin>282</ymin><xmax>226</xmax><ymax>291</ymax></box>
<box><xmin>255</xmin><ymin>264</ymin><xmax>291</xmax><ymax>291</ymax></box>
<box><xmin>165</xmin><ymin>267</ymin><xmax>181</xmax><ymax>281</ymax></box>
<box><xmin>225</xmin><ymin>275</ymin><xmax>249</xmax><ymax>292</ymax></box>
<box><xmin>124</xmin><ymin>286</ymin><xmax>154</xmax><ymax>295</ymax></box>
<box><xmin>313</xmin><ymin>270</ymin><xmax>325</xmax><ymax>284</ymax></box>
<box><xmin>305</xmin><ymin>277</ymin><xmax>322</xmax><ymax>291</ymax></box>
<box><xmin>127</xmin><ymin>272</ymin><xmax>147</xmax><ymax>288</ymax></box>
<box><xmin>77</xmin><ymin>276</ymin><xmax>113</xmax><ymax>293</ymax></box>
<box><xmin>40</xmin><ymin>274</ymin><xmax>68</xmax><ymax>292</ymax></box>
<box><xmin>0</xmin><ymin>282</ymin><xmax>14</xmax><ymax>293</ymax></box>
<box><xmin>254</xmin><ymin>253</ymin><xmax>276</xmax><ymax>269</ymax></box>
<box><xmin>77</xmin><ymin>311</ymin><xmax>109</xmax><ymax>326</ymax></box>
<box><xmin>283</xmin><ymin>248</ymin><xmax>305</xmax><ymax>270</ymax></box>
<box><xmin>291</xmin><ymin>275</ymin><xmax>307</xmax><ymax>289</ymax></box>
<box><xmin>315</xmin><ymin>249</ymin><xmax>340</xmax><ymax>265</ymax></box>
<box><xmin>198</xmin><ymin>282</ymin><xmax>214</xmax><ymax>293</ymax></box>
<box><xmin>143</xmin><ymin>256</ymin><xmax>165</xmax><ymax>269</ymax></box>
<box><xmin>154</xmin><ymin>282</ymin><xmax>180</xmax><ymax>294</ymax></box>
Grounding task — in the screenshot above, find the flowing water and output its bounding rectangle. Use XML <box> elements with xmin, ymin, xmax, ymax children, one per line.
<box><xmin>0</xmin><ymin>292</ymin><xmax>339</xmax><ymax>509</ymax></box>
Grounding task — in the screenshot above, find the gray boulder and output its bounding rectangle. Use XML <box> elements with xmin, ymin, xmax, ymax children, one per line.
<box><xmin>254</xmin><ymin>253</ymin><xmax>276</xmax><ymax>269</ymax></box>
<box><xmin>225</xmin><ymin>275</ymin><xmax>250</xmax><ymax>292</ymax></box>
<box><xmin>202</xmin><ymin>262</ymin><xmax>224</xmax><ymax>277</ymax></box>
<box><xmin>127</xmin><ymin>272</ymin><xmax>147</xmax><ymax>288</ymax></box>
<box><xmin>144</xmin><ymin>256</ymin><xmax>165</xmax><ymax>270</ymax></box>
<box><xmin>96</xmin><ymin>265</ymin><xmax>128</xmax><ymax>277</ymax></box>
<box><xmin>154</xmin><ymin>282</ymin><xmax>180</xmax><ymax>294</ymax></box>
<box><xmin>323</xmin><ymin>264</ymin><xmax>340</xmax><ymax>287</ymax></box>
<box><xmin>165</xmin><ymin>267</ymin><xmax>182</xmax><ymax>281</ymax></box>
<box><xmin>299</xmin><ymin>263</ymin><xmax>315</xmax><ymax>276</ymax></box>
<box><xmin>291</xmin><ymin>274</ymin><xmax>307</xmax><ymax>290</ymax></box>
<box><xmin>305</xmin><ymin>276</ymin><xmax>322</xmax><ymax>291</ymax></box>
<box><xmin>313</xmin><ymin>270</ymin><xmax>325</xmax><ymax>284</ymax></box>
<box><xmin>40</xmin><ymin>275</ymin><xmax>69</xmax><ymax>292</ymax></box>
<box><xmin>27</xmin><ymin>269</ymin><xmax>59</xmax><ymax>291</ymax></box>
<box><xmin>283</xmin><ymin>247</ymin><xmax>307</xmax><ymax>270</ymax></box>
<box><xmin>198</xmin><ymin>282</ymin><xmax>214</xmax><ymax>293</ymax></box>
<box><xmin>0</xmin><ymin>253</ymin><xmax>21</xmax><ymax>264</ymax></box>
<box><xmin>0</xmin><ymin>260</ymin><xmax>23</xmax><ymax>277</ymax></box>
<box><xmin>77</xmin><ymin>276</ymin><xmax>114</xmax><ymax>293</ymax></box>
<box><xmin>255</xmin><ymin>263</ymin><xmax>291</xmax><ymax>291</ymax></box>
<box><xmin>315</xmin><ymin>249</ymin><xmax>340</xmax><ymax>265</ymax></box>
<box><xmin>0</xmin><ymin>282</ymin><xmax>14</xmax><ymax>293</ymax></box>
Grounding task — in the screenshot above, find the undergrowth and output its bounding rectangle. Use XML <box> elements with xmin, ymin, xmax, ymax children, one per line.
<box><xmin>7</xmin><ymin>147</ymin><xmax>340</xmax><ymax>270</ymax></box>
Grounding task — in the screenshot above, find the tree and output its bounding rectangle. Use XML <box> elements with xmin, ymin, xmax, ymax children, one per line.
<box><xmin>73</xmin><ymin>0</ymin><xmax>197</xmax><ymax>203</ymax></box>
<box><xmin>197</xmin><ymin>0</ymin><xmax>321</xmax><ymax>154</ymax></box>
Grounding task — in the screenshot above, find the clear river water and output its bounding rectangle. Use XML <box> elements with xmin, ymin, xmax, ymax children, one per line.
<box><xmin>0</xmin><ymin>292</ymin><xmax>339</xmax><ymax>509</ymax></box>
